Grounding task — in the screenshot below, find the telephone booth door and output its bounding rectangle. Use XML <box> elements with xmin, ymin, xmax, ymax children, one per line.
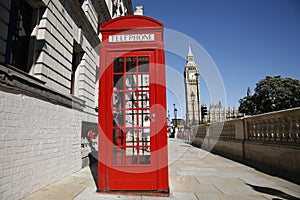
<box><xmin>108</xmin><ymin>51</ymin><xmax>157</xmax><ymax>190</ymax></box>
<box><xmin>98</xmin><ymin>15</ymin><xmax>169</xmax><ymax>193</ymax></box>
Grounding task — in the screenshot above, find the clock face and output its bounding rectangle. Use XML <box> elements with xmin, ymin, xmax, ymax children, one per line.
<box><xmin>189</xmin><ymin>72</ymin><xmax>195</xmax><ymax>80</ymax></box>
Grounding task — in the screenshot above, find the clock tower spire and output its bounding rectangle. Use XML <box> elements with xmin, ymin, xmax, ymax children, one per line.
<box><xmin>187</xmin><ymin>43</ymin><xmax>194</xmax><ymax>62</ymax></box>
<box><xmin>184</xmin><ymin>44</ymin><xmax>200</xmax><ymax>126</ymax></box>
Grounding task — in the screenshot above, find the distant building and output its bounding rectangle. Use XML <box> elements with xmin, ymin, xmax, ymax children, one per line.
<box><xmin>206</xmin><ymin>102</ymin><xmax>243</xmax><ymax>123</ymax></box>
<box><xmin>0</xmin><ymin>0</ymin><xmax>132</xmax><ymax>199</ymax></box>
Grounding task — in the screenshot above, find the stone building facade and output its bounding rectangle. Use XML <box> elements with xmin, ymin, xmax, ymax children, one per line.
<box><xmin>206</xmin><ymin>102</ymin><xmax>242</xmax><ymax>123</ymax></box>
<box><xmin>0</xmin><ymin>0</ymin><xmax>132</xmax><ymax>199</ymax></box>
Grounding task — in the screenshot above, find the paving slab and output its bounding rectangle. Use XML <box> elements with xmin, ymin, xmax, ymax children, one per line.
<box><xmin>23</xmin><ymin>139</ymin><xmax>300</xmax><ymax>200</ymax></box>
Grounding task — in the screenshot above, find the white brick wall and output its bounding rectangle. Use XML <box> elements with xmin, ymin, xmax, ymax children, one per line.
<box><xmin>0</xmin><ymin>90</ymin><xmax>95</xmax><ymax>200</ymax></box>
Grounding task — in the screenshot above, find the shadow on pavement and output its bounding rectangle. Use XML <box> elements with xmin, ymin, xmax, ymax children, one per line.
<box><xmin>246</xmin><ymin>183</ymin><xmax>300</xmax><ymax>200</ymax></box>
<box><xmin>88</xmin><ymin>150</ymin><xmax>98</xmax><ymax>188</ymax></box>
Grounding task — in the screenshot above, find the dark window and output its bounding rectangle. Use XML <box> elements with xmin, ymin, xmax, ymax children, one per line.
<box><xmin>5</xmin><ymin>0</ymin><xmax>36</xmax><ymax>72</ymax></box>
<box><xmin>71</xmin><ymin>41</ymin><xmax>84</xmax><ymax>95</ymax></box>
<box><xmin>119</xmin><ymin>5</ymin><xmax>123</xmax><ymax>15</ymax></box>
<box><xmin>112</xmin><ymin>0</ymin><xmax>118</xmax><ymax>16</ymax></box>
<box><xmin>78</xmin><ymin>0</ymin><xmax>85</xmax><ymax>5</ymax></box>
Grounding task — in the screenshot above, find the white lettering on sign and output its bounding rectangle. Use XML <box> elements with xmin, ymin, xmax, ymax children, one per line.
<box><xmin>109</xmin><ymin>34</ymin><xmax>155</xmax><ymax>42</ymax></box>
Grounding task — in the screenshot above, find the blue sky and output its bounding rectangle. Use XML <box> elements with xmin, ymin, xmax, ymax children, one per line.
<box><xmin>132</xmin><ymin>0</ymin><xmax>300</xmax><ymax>119</ymax></box>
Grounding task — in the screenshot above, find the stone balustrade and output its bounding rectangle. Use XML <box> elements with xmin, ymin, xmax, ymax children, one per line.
<box><xmin>193</xmin><ymin>120</ymin><xmax>240</xmax><ymax>139</ymax></box>
<box><xmin>191</xmin><ymin>107</ymin><xmax>300</xmax><ymax>183</ymax></box>
<box><xmin>245</xmin><ymin>109</ymin><xmax>300</xmax><ymax>143</ymax></box>
<box><xmin>193</xmin><ymin>107</ymin><xmax>300</xmax><ymax>143</ymax></box>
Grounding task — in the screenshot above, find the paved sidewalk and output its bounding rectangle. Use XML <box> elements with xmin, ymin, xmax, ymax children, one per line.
<box><xmin>23</xmin><ymin>139</ymin><xmax>300</xmax><ymax>200</ymax></box>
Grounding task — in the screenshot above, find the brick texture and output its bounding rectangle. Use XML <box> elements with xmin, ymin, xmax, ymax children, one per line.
<box><xmin>0</xmin><ymin>90</ymin><xmax>84</xmax><ymax>200</ymax></box>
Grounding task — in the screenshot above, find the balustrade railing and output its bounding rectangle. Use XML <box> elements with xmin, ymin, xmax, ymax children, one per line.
<box><xmin>247</xmin><ymin>115</ymin><xmax>300</xmax><ymax>143</ymax></box>
<box><xmin>194</xmin><ymin>121</ymin><xmax>236</xmax><ymax>139</ymax></box>
<box><xmin>210</xmin><ymin>123</ymin><xmax>223</xmax><ymax>138</ymax></box>
<box><xmin>195</xmin><ymin>125</ymin><xmax>207</xmax><ymax>137</ymax></box>
<box><xmin>219</xmin><ymin>121</ymin><xmax>235</xmax><ymax>139</ymax></box>
<box><xmin>192</xmin><ymin>107</ymin><xmax>300</xmax><ymax>144</ymax></box>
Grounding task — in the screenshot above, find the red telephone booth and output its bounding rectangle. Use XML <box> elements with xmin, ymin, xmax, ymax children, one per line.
<box><xmin>98</xmin><ymin>15</ymin><xmax>169</xmax><ymax>194</ymax></box>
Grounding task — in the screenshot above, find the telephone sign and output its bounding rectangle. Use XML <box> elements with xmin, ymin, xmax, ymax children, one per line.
<box><xmin>109</xmin><ymin>33</ymin><xmax>155</xmax><ymax>42</ymax></box>
<box><xmin>98</xmin><ymin>15</ymin><xmax>169</xmax><ymax>194</ymax></box>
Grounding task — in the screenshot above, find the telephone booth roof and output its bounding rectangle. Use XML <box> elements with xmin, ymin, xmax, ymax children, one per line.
<box><xmin>100</xmin><ymin>15</ymin><xmax>164</xmax><ymax>32</ymax></box>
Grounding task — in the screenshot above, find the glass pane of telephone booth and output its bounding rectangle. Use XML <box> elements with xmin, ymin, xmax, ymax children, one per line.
<box><xmin>138</xmin><ymin>57</ymin><xmax>149</xmax><ymax>72</ymax></box>
<box><xmin>126</xmin><ymin>57</ymin><xmax>136</xmax><ymax>72</ymax></box>
<box><xmin>112</xmin><ymin>55</ymin><xmax>151</xmax><ymax>166</ymax></box>
<box><xmin>114</xmin><ymin>57</ymin><xmax>124</xmax><ymax>73</ymax></box>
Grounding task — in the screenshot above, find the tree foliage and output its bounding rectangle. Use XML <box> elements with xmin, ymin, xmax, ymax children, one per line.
<box><xmin>239</xmin><ymin>76</ymin><xmax>300</xmax><ymax>115</ymax></box>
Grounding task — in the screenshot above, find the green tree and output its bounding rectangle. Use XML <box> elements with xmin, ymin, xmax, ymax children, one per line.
<box><xmin>238</xmin><ymin>87</ymin><xmax>256</xmax><ymax>115</ymax></box>
<box><xmin>239</xmin><ymin>76</ymin><xmax>300</xmax><ymax>115</ymax></box>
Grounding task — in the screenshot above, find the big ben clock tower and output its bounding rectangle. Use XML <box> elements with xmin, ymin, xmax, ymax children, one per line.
<box><xmin>184</xmin><ymin>44</ymin><xmax>200</xmax><ymax>126</ymax></box>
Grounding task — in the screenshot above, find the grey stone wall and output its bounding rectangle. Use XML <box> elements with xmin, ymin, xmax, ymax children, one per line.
<box><xmin>34</xmin><ymin>0</ymin><xmax>100</xmax><ymax>110</ymax></box>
